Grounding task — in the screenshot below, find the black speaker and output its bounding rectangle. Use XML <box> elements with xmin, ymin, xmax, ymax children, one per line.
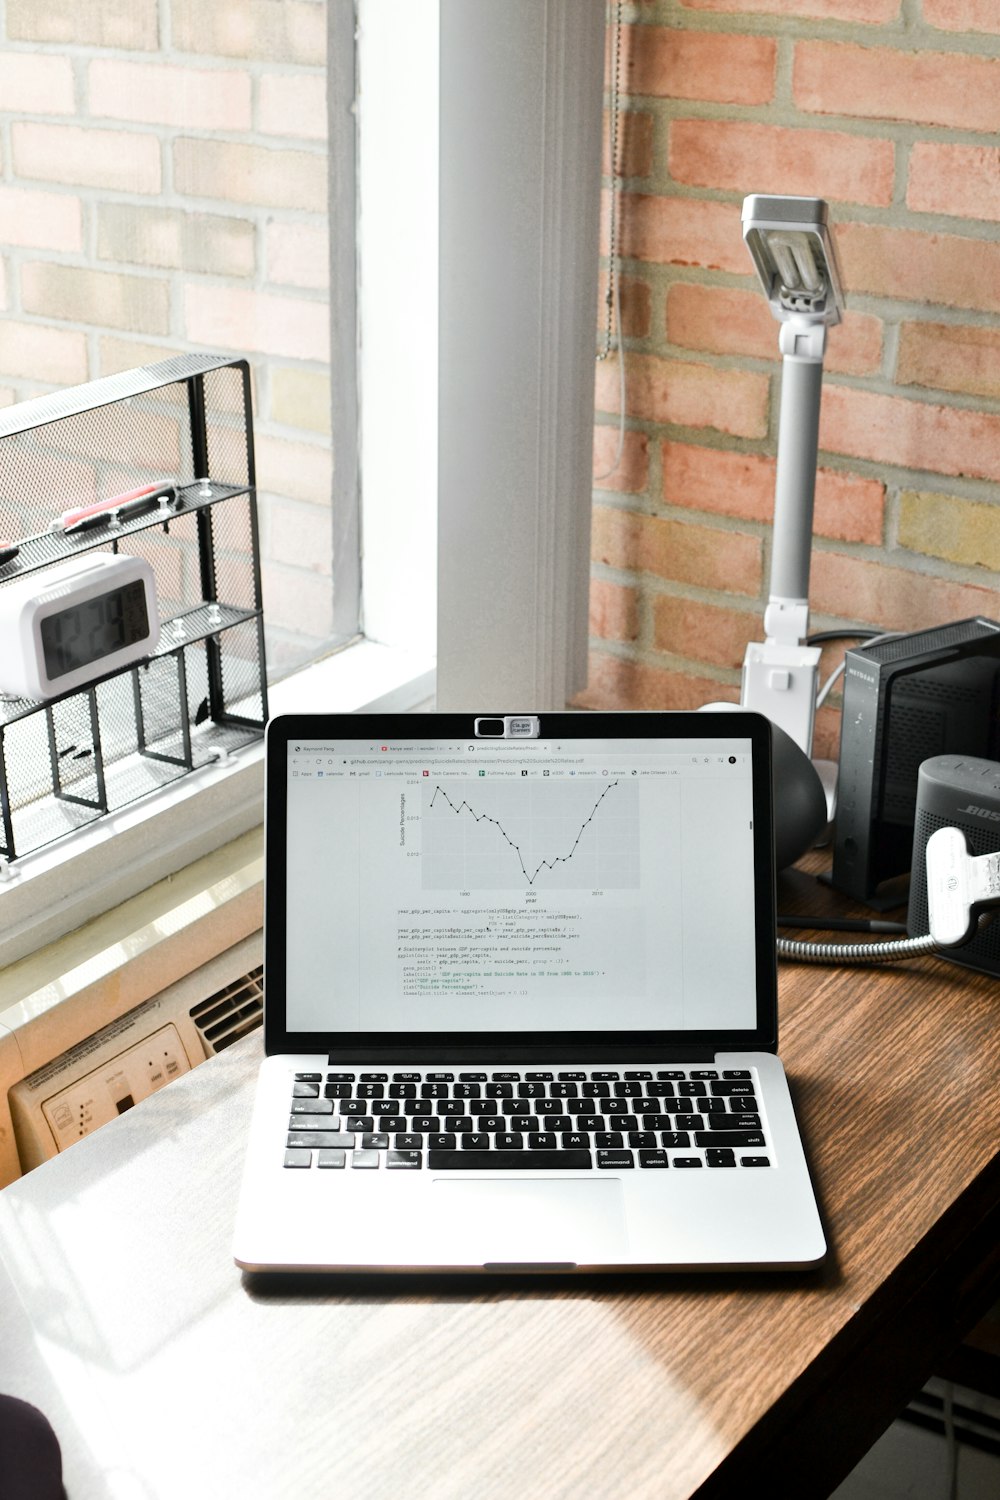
<box><xmin>907</xmin><ymin>754</ymin><xmax>1000</xmax><ymax>976</ymax></box>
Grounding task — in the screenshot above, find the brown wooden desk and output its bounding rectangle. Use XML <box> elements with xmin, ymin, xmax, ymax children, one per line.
<box><xmin>0</xmin><ymin>870</ymin><xmax>997</xmax><ymax>1500</ymax></box>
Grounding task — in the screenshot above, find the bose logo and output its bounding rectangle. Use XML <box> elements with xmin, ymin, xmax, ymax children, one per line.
<box><xmin>959</xmin><ymin>803</ymin><xmax>1000</xmax><ymax>823</ymax></box>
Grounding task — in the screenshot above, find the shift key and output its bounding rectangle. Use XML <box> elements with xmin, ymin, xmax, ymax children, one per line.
<box><xmin>694</xmin><ymin>1130</ymin><xmax>765</xmax><ymax>1148</ymax></box>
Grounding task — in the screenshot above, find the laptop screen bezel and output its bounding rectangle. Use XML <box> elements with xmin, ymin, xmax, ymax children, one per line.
<box><xmin>263</xmin><ymin>710</ymin><xmax>779</xmax><ymax>1059</ymax></box>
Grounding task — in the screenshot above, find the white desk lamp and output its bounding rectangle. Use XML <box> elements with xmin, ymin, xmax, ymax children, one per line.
<box><xmin>739</xmin><ymin>195</ymin><xmax>846</xmax><ymax>816</ymax></box>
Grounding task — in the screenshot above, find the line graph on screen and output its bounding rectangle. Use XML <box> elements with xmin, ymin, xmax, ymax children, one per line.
<box><xmin>420</xmin><ymin>778</ymin><xmax>640</xmax><ymax>890</ymax></box>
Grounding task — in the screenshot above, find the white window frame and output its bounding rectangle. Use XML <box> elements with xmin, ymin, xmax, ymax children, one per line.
<box><xmin>0</xmin><ymin>0</ymin><xmax>604</xmax><ymax>970</ymax></box>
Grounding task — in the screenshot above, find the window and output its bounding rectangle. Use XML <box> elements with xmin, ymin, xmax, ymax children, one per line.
<box><xmin>0</xmin><ymin>0</ymin><xmax>604</xmax><ymax>964</ymax></box>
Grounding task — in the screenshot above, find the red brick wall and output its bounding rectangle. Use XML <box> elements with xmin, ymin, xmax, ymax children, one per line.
<box><xmin>585</xmin><ymin>0</ymin><xmax>1000</xmax><ymax>758</ymax></box>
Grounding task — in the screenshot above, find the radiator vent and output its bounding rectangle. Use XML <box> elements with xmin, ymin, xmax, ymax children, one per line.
<box><xmin>189</xmin><ymin>965</ymin><xmax>263</xmax><ymax>1054</ymax></box>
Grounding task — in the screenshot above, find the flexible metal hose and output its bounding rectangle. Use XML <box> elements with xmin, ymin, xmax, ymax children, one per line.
<box><xmin>777</xmin><ymin>932</ymin><xmax>939</xmax><ymax>965</ymax></box>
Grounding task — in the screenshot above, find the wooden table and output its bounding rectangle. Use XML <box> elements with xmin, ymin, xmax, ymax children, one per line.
<box><xmin>1</xmin><ymin>866</ymin><xmax>998</xmax><ymax>1500</ymax></box>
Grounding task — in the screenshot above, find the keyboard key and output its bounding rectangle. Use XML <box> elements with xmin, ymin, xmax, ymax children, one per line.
<box><xmin>291</xmin><ymin>1099</ymin><xmax>334</xmax><ymax>1115</ymax></box>
<box><xmin>436</xmin><ymin>1100</ymin><xmax>466</xmax><ymax>1117</ymax></box>
<box><xmin>657</xmin><ymin>1070</ymin><xmax>685</xmax><ymax>1080</ymax></box>
<box><xmin>639</xmin><ymin>1150</ymin><xmax>669</xmax><ymax>1168</ymax></box>
<box><xmin>345</xmin><ymin>1116</ymin><xmax>375</xmax><ymax>1133</ymax></box>
<box><xmin>543</xmin><ymin>1116</ymin><xmax>573</xmax><ymax>1133</ymax></box>
<box><xmin>325</xmin><ymin>1083</ymin><xmax>353</xmax><ymax>1099</ymax></box>
<box><xmin>679</xmin><ymin>1081</ymin><xmax>706</xmax><ymax>1096</ymax></box>
<box><xmin>411</xmin><ymin>1116</ymin><xmax>437</xmax><ymax>1132</ymax></box>
<box><xmin>592</xmin><ymin>1071</ymin><xmax>620</xmax><ymax>1081</ymax></box>
<box><xmin>672</xmin><ymin>1157</ymin><xmax>703</xmax><ymax>1168</ymax></box>
<box><xmin>597</xmin><ymin>1150</ymin><xmax>634</xmax><ymax>1169</ymax></box>
<box><xmin>491</xmin><ymin>1071</ymin><xmax>520</xmax><ymax>1082</ymax></box>
<box><xmin>360</xmin><ymin>1072</ymin><xmax>388</xmax><ymax>1082</ymax></box>
<box><xmin>614</xmin><ymin>1082</ymin><xmax>643</xmax><ymax>1098</ymax></box>
<box><xmin>722</xmin><ymin>1070</ymin><xmax>752</xmax><ymax>1079</ymax></box>
<box><xmin>707</xmin><ymin>1148</ymin><xmax>737</xmax><ymax>1168</ymax></box>
<box><xmin>429</xmin><ymin>1150</ymin><xmax>591</xmax><ymax>1169</ymax></box>
<box><xmin>372</xmin><ymin>1101</ymin><xmax>400</xmax><ymax>1115</ymax></box>
<box><xmin>558</xmin><ymin>1072</ymin><xmax>585</xmax><ymax>1081</ymax></box>
<box><xmin>642</xmin><ymin>1115</ymin><xmax>673</xmax><ymax>1131</ymax></box>
<box><xmin>525</xmin><ymin>1072</ymin><xmax>553</xmax><ymax>1081</ymax></box>
<box><xmin>454</xmin><ymin>1083</ymin><xmax>481</xmax><ymax>1098</ymax></box>
<box><xmin>421</xmin><ymin>1083</ymin><xmax>448</xmax><ymax>1098</ymax></box>
<box><xmin>561</xmin><ymin>1132</ymin><xmax>589</xmax><ymax>1150</ymax></box>
<box><xmin>528</xmin><ymin>1133</ymin><xmax>557</xmax><ymax>1149</ymax></box>
<box><xmin>394</xmin><ymin>1133</ymin><xmax>423</xmax><ymax>1150</ymax></box>
<box><xmin>362</xmin><ymin>1134</ymin><xmax>390</xmax><ymax>1149</ymax></box>
<box><xmin>710</xmin><ymin>1081</ymin><xmax>755</xmax><ymax>1097</ymax></box>
<box><xmin>624</xmin><ymin>1071</ymin><xmax>652</xmax><ymax>1080</ymax></box>
<box><xmin>478</xmin><ymin>1116</ymin><xmax>506</xmax><ymax>1133</ymax></box>
<box><xmin>730</xmin><ymin>1096</ymin><xmax>760</xmax><ymax>1113</ymax></box>
<box><xmin>486</xmin><ymin>1083</ymin><xmax>513</xmax><ymax>1098</ymax></box>
<box><xmin>550</xmin><ymin>1082</ymin><xmax>578</xmax><ymax>1098</ymax></box>
<box><xmin>287</xmin><ymin>1132</ymin><xmax>353</xmax><ymax>1150</ymax></box>
<box><xmin>517</xmin><ymin>1082</ymin><xmax>545</xmax><ymax>1098</ymax></box>
<box><xmin>389</xmin><ymin>1083</ymin><xmax>417</xmax><ymax>1098</ymax></box>
<box><xmin>462</xmin><ymin>1134</ymin><xmax>490</xmax><ymax>1149</ymax></box>
<box><xmin>629</xmin><ymin>1132</ymin><xmax>656</xmax><ymax>1148</ymax></box>
<box><xmin>317</xmin><ymin>1150</ymin><xmax>346</xmax><ymax>1168</ymax></box>
<box><xmin>595</xmin><ymin>1132</ymin><xmax>623</xmax><ymax>1148</ymax></box>
<box><xmin>459</xmin><ymin>1073</ymin><xmax>487</xmax><ymax>1082</ymax></box>
<box><xmin>284</xmin><ymin>1149</ymin><xmax>312</xmax><ymax>1168</ymax></box>
<box><xmin>429</xmin><ymin>1133</ymin><xmax>457</xmax><ymax>1150</ymax></box>
<box><xmin>741</xmin><ymin>1156</ymin><xmax>771</xmax><ymax>1168</ymax></box>
<box><xmin>427</xmin><ymin>1073</ymin><xmax>455</xmax><ymax>1082</ymax></box>
<box><xmin>691</xmin><ymin>1070</ymin><xmax>719</xmax><ymax>1079</ymax></box>
<box><xmin>292</xmin><ymin>1082</ymin><xmax>320</xmax><ymax>1097</ymax></box>
<box><xmin>695</xmin><ymin>1131</ymin><xmax>766</xmax><ymax>1149</ymax></box>
<box><xmin>706</xmin><ymin>1114</ymin><xmax>761</xmax><ymax>1131</ymax></box>
<box><xmin>497</xmin><ymin>1133</ymin><xmax>524</xmax><ymax>1150</ymax></box>
<box><xmin>326</xmin><ymin>1072</ymin><xmax>355</xmax><ymax>1082</ymax></box>
<box><xmin>577</xmin><ymin>1115</ymin><xmax>606</xmax><ymax>1132</ymax></box>
<box><xmin>295</xmin><ymin>1073</ymin><xmax>322</xmax><ymax>1082</ymax></box>
<box><xmin>660</xmin><ymin>1132</ymin><xmax>692</xmax><ymax>1149</ymax></box>
<box><xmin>392</xmin><ymin>1072</ymin><xmax>421</xmax><ymax>1082</ymax></box>
<box><xmin>582</xmin><ymin>1081</ymin><xmax>610</xmax><ymax>1097</ymax></box>
<box><xmin>387</xmin><ymin>1150</ymin><xmax>422</xmax><ymax>1169</ymax></box>
<box><xmin>351</xmin><ymin>1150</ymin><xmax>380</xmax><ymax>1169</ymax></box>
<box><xmin>287</xmin><ymin>1115</ymin><xmax>343</xmax><ymax>1133</ymax></box>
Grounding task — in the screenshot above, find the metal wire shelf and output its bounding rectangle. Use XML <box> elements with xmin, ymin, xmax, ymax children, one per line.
<box><xmin>0</xmin><ymin>356</ymin><xmax>268</xmax><ymax>863</ymax></box>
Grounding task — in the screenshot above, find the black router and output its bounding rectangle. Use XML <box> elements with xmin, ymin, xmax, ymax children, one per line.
<box><xmin>831</xmin><ymin>618</ymin><xmax>1000</xmax><ymax>905</ymax></box>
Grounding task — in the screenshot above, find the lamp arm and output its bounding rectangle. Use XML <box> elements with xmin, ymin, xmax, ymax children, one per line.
<box><xmin>764</xmin><ymin>319</ymin><xmax>827</xmax><ymax>647</ymax></box>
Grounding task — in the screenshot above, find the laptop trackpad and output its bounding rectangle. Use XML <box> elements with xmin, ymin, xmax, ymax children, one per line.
<box><xmin>433</xmin><ymin>1178</ymin><xmax>629</xmax><ymax>1267</ymax></box>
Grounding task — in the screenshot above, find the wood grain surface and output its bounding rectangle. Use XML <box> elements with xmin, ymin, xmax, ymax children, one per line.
<box><xmin>0</xmin><ymin>861</ymin><xmax>997</xmax><ymax>1500</ymax></box>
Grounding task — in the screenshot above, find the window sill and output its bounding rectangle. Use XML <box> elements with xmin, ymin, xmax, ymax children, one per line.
<box><xmin>0</xmin><ymin>640</ymin><xmax>434</xmax><ymax>969</ymax></box>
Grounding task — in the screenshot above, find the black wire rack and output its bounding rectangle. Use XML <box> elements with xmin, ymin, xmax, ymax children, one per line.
<box><xmin>0</xmin><ymin>355</ymin><xmax>268</xmax><ymax>863</ymax></box>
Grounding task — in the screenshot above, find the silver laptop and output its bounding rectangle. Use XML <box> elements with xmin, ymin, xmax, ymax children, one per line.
<box><xmin>233</xmin><ymin>710</ymin><xmax>826</xmax><ymax>1273</ymax></box>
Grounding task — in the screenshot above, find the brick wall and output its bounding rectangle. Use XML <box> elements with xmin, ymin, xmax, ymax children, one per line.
<box><xmin>0</xmin><ymin>0</ymin><xmax>332</xmax><ymax>669</ymax></box>
<box><xmin>585</xmin><ymin>0</ymin><xmax>1000</xmax><ymax>757</ymax></box>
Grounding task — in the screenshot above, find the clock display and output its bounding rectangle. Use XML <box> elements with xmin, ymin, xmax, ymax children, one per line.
<box><xmin>40</xmin><ymin>579</ymin><xmax>151</xmax><ymax>681</ymax></box>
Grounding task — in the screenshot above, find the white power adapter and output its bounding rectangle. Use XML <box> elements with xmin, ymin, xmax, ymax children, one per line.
<box><xmin>926</xmin><ymin>826</ymin><xmax>1000</xmax><ymax>948</ymax></box>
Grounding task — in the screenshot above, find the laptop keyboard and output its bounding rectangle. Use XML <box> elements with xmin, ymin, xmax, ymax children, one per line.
<box><xmin>284</xmin><ymin>1068</ymin><xmax>771</xmax><ymax>1171</ymax></box>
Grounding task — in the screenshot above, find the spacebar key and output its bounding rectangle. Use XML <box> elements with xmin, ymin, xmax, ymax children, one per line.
<box><xmin>428</xmin><ymin>1150</ymin><xmax>592</xmax><ymax>1170</ymax></box>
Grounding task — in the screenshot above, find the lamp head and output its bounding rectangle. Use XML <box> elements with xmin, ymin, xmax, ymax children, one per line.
<box><xmin>742</xmin><ymin>195</ymin><xmax>845</xmax><ymax>327</ymax></box>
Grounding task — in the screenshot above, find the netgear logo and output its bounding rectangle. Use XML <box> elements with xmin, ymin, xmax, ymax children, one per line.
<box><xmin>959</xmin><ymin>803</ymin><xmax>1000</xmax><ymax>823</ymax></box>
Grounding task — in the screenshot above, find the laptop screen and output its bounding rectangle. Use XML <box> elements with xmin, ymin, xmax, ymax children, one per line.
<box><xmin>266</xmin><ymin>712</ymin><xmax>777</xmax><ymax>1055</ymax></box>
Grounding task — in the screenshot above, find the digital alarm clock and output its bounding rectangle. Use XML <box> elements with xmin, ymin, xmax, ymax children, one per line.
<box><xmin>0</xmin><ymin>552</ymin><xmax>160</xmax><ymax>701</ymax></box>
